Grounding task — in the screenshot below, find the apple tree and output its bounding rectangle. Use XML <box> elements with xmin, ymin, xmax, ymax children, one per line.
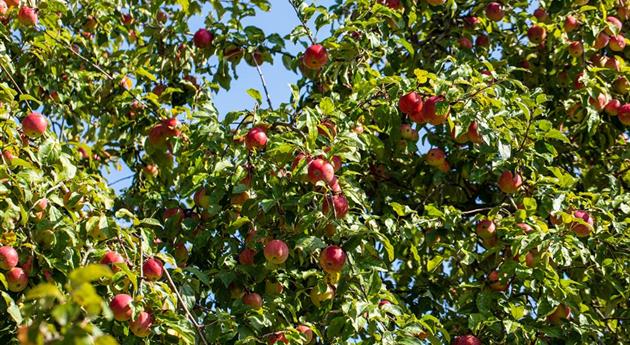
<box><xmin>0</xmin><ymin>0</ymin><xmax>629</xmax><ymax>344</ymax></box>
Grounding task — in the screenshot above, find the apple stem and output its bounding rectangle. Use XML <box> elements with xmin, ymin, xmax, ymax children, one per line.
<box><xmin>288</xmin><ymin>0</ymin><xmax>317</xmax><ymax>45</ymax></box>
<box><xmin>164</xmin><ymin>267</ymin><xmax>209</xmax><ymax>345</ymax></box>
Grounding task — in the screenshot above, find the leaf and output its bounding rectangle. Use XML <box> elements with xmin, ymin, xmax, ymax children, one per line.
<box><xmin>390</xmin><ymin>202</ymin><xmax>413</xmax><ymax>216</ymax></box>
<box><xmin>246</xmin><ymin>88</ymin><xmax>262</xmax><ymax>104</ymax></box>
<box><xmin>26</xmin><ymin>283</ymin><xmax>64</xmax><ymax>301</ymax></box>
<box><xmin>1</xmin><ymin>291</ymin><xmax>22</xmax><ymax>324</ymax></box>
<box><xmin>69</xmin><ymin>264</ymin><xmax>113</xmax><ymax>286</ymax></box>
<box><xmin>319</xmin><ymin>97</ymin><xmax>335</xmax><ymax>115</ymax></box>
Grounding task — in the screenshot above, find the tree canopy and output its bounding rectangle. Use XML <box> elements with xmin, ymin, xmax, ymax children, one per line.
<box><xmin>0</xmin><ymin>0</ymin><xmax>629</xmax><ymax>344</ymax></box>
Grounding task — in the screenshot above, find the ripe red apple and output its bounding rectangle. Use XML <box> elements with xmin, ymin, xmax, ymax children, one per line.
<box><xmin>121</xmin><ymin>13</ymin><xmax>134</xmax><ymax>26</ymax></box>
<box><xmin>618</xmin><ymin>104</ymin><xmax>630</xmax><ymax>125</ymax></box>
<box><xmin>488</xmin><ymin>270</ymin><xmax>509</xmax><ymax>291</ymax></box>
<box><xmin>605</xmin><ymin>16</ymin><xmax>623</xmax><ymax>35</ymax></box>
<box><xmin>296</xmin><ymin>325</ymin><xmax>314</xmax><ymax>343</ymax></box>
<box><xmin>453</xmin><ymin>334</ymin><xmax>481</xmax><ymax>345</ymax></box>
<box><xmin>22</xmin><ymin>112</ymin><xmax>47</xmax><ymax>138</ymax></box>
<box><xmin>594</xmin><ymin>32</ymin><xmax>610</xmax><ymax>50</ymax></box>
<box><xmin>476</xmin><ymin>220</ymin><xmax>496</xmax><ymax>240</ymax></box>
<box><xmin>327</xmin><ymin>176</ymin><xmax>342</xmax><ymax>194</ymax></box>
<box><xmin>239</xmin><ymin>248</ymin><xmax>256</xmax><ymax>265</ymax></box>
<box><xmin>564</xmin><ymin>16</ymin><xmax>579</xmax><ymax>33</ymax></box>
<box><xmin>193</xmin><ymin>188</ymin><xmax>211</xmax><ymax>209</ymax></box>
<box><xmin>0</xmin><ymin>246</ymin><xmax>18</xmax><ymax>270</ymax></box>
<box><xmin>163</xmin><ymin>207</ymin><xmax>184</xmax><ymax>225</ymax></box>
<box><xmin>192</xmin><ymin>28</ymin><xmax>213</xmax><ymax>49</ymax></box>
<box><xmin>17</xmin><ymin>6</ymin><xmax>37</xmax><ymax>26</ymax></box>
<box><xmin>245</xmin><ymin>126</ymin><xmax>268</xmax><ymax>150</ymax></box>
<box><xmin>605</xmin><ymin>57</ymin><xmax>621</xmax><ymax>71</ymax></box>
<box><xmin>467</xmin><ymin>122</ymin><xmax>482</xmax><ymax>143</ymax></box>
<box><xmin>302</xmin><ymin>44</ymin><xmax>328</xmax><ymax>70</ymax></box>
<box><xmin>307</xmin><ymin>158</ymin><xmax>335</xmax><ymax>184</ymax></box>
<box><xmin>458</xmin><ymin>37</ymin><xmax>473</xmax><ymax>49</ymax></box>
<box><xmin>425</xmin><ymin>148</ymin><xmax>446</xmax><ymax>167</ymax></box>
<box><xmin>143</xmin><ymin>258</ymin><xmax>163</xmax><ymax>280</ymax></box>
<box><xmin>267</xmin><ymin>332</ymin><xmax>288</xmax><ymax>345</ymax></box>
<box><xmin>527</xmin><ymin>25</ymin><xmax>546</xmax><ymax>45</ymax></box>
<box><xmin>264</xmin><ymin>240</ymin><xmax>289</xmax><ymax>264</ymax></box>
<box><xmin>398</xmin><ymin>91</ymin><xmax>423</xmax><ymax>115</ymax></box>
<box><xmin>129</xmin><ymin>311</ymin><xmax>153</xmax><ymax>337</ymax></box>
<box><xmin>498</xmin><ymin>171</ymin><xmax>523</xmax><ymax>193</ymax></box>
<box><xmin>100</xmin><ymin>251</ymin><xmax>124</xmax><ymax>271</ymax></box>
<box><xmin>609</xmin><ymin>34</ymin><xmax>626</xmax><ymax>51</ymax></box>
<box><xmin>485</xmin><ymin>2</ymin><xmax>504</xmax><ymax>22</ymax></box>
<box><xmin>463</xmin><ymin>16</ymin><xmax>480</xmax><ymax>29</ymax></box>
<box><xmin>533</xmin><ymin>7</ymin><xmax>548</xmax><ymax>22</ymax></box>
<box><xmin>605</xmin><ymin>99</ymin><xmax>621</xmax><ymax>116</ymax></box>
<box><xmin>242</xmin><ymin>292</ymin><xmax>263</xmax><ymax>309</ymax></box>
<box><xmin>322</xmin><ymin>194</ymin><xmax>349</xmax><ymax>219</ymax></box>
<box><xmin>7</xmin><ymin>267</ymin><xmax>27</xmax><ymax>292</ymax></box>
<box><xmin>524</xmin><ymin>251</ymin><xmax>537</xmax><ymax>268</ymax></box>
<box><xmin>319</xmin><ymin>245</ymin><xmax>346</xmax><ymax>273</ymax></box>
<box><xmin>310</xmin><ymin>285</ymin><xmax>335</xmax><ymax>306</ymax></box>
<box><xmin>517</xmin><ymin>223</ymin><xmax>533</xmax><ymax>234</ymax></box>
<box><xmin>422</xmin><ymin>95</ymin><xmax>449</xmax><ymax>125</ymax></box>
<box><xmin>476</xmin><ymin>35</ymin><xmax>489</xmax><ymax>48</ymax></box>
<box><xmin>547</xmin><ymin>304</ymin><xmax>571</xmax><ymax>324</ymax></box>
<box><xmin>571</xmin><ymin>210</ymin><xmax>594</xmax><ymax>237</ymax></box>
<box><xmin>567</xmin><ymin>41</ymin><xmax>583</xmax><ymax>57</ymax></box>
<box><xmin>589</xmin><ymin>93</ymin><xmax>609</xmax><ymax>112</ymax></box>
<box><xmin>110</xmin><ymin>294</ymin><xmax>133</xmax><ymax>321</ymax></box>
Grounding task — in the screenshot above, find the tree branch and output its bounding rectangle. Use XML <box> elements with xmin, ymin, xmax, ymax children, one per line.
<box><xmin>163</xmin><ymin>268</ymin><xmax>209</xmax><ymax>345</ymax></box>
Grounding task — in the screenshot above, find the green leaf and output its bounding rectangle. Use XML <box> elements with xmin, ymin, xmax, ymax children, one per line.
<box><xmin>69</xmin><ymin>264</ymin><xmax>113</xmax><ymax>286</ymax></box>
<box><xmin>246</xmin><ymin>88</ymin><xmax>262</xmax><ymax>104</ymax></box>
<box><xmin>26</xmin><ymin>283</ymin><xmax>64</xmax><ymax>301</ymax></box>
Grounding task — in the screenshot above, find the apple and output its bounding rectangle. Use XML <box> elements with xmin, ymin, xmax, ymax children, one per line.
<box><xmin>322</xmin><ymin>194</ymin><xmax>349</xmax><ymax>219</ymax></box>
<box><xmin>620</xmin><ymin>5</ymin><xmax>630</xmax><ymax>21</ymax></box>
<box><xmin>239</xmin><ymin>248</ymin><xmax>256</xmax><ymax>265</ymax></box>
<box><xmin>517</xmin><ymin>223</ymin><xmax>533</xmax><ymax>234</ymax></box>
<box><xmin>425</xmin><ymin>148</ymin><xmax>446</xmax><ymax>167</ymax></box>
<box><xmin>422</xmin><ymin>95</ymin><xmax>449</xmax><ymax>125</ymax></box>
<box><xmin>476</xmin><ymin>220</ymin><xmax>496</xmax><ymax>240</ymax></box>
<box><xmin>589</xmin><ymin>93</ymin><xmax>608</xmax><ymax>112</ymax></box>
<box><xmin>400</xmin><ymin>124</ymin><xmax>417</xmax><ymax>140</ymax></box>
<box><xmin>605</xmin><ymin>99</ymin><xmax>621</xmax><ymax>116</ymax></box>
<box><xmin>463</xmin><ymin>16</ymin><xmax>480</xmax><ymax>29</ymax></box>
<box><xmin>302</xmin><ymin>44</ymin><xmax>328</xmax><ymax>70</ymax></box>
<box><xmin>458</xmin><ymin>37</ymin><xmax>473</xmax><ymax>49</ymax></box>
<box><xmin>231</xmin><ymin>191</ymin><xmax>250</xmax><ymax>206</ymax></box>
<box><xmin>100</xmin><ymin>251</ymin><xmax>124</xmax><ymax>271</ymax></box>
<box><xmin>534</xmin><ymin>8</ymin><xmax>548</xmax><ymax>22</ymax></box>
<box><xmin>264</xmin><ymin>239</ymin><xmax>289</xmax><ymax>264</ymax></box>
<box><xmin>310</xmin><ymin>285</ymin><xmax>335</xmax><ymax>306</ymax></box>
<box><xmin>245</xmin><ymin>126</ymin><xmax>268</xmax><ymax>150</ymax></box>
<box><xmin>605</xmin><ymin>57</ymin><xmax>621</xmax><ymax>71</ymax></box>
<box><xmin>609</xmin><ymin>34</ymin><xmax>626</xmax><ymax>51</ymax></box>
<box><xmin>605</xmin><ymin>16</ymin><xmax>623</xmax><ymax>35</ymax></box>
<box><xmin>327</xmin><ymin>176</ymin><xmax>342</xmax><ymax>194</ymax></box>
<box><xmin>0</xmin><ymin>246</ymin><xmax>18</xmax><ymax>270</ymax></box>
<box><xmin>129</xmin><ymin>311</ymin><xmax>153</xmax><ymax>337</ymax></box>
<box><xmin>476</xmin><ymin>35</ymin><xmax>489</xmax><ymax>48</ymax></box>
<box><xmin>488</xmin><ymin>270</ymin><xmax>509</xmax><ymax>291</ymax></box>
<box><xmin>174</xmin><ymin>242</ymin><xmax>189</xmax><ymax>266</ymax></box>
<box><xmin>398</xmin><ymin>91</ymin><xmax>423</xmax><ymax>116</ymax></box>
<box><xmin>296</xmin><ymin>325</ymin><xmax>314</xmax><ymax>343</ymax></box>
<box><xmin>163</xmin><ymin>207</ymin><xmax>184</xmax><ymax>225</ymax></box>
<box><xmin>7</xmin><ymin>267</ymin><xmax>27</xmax><ymax>292</ymax></box>
<box><xmin>571</xmin><ymin>210</ymin><xmax>594</xmax><ymax>237</ymax></box>
<box><xmin>618</xmin><ymin>104</ymin><xmax>630</xmax><ymax>125</ymax></box>
<box><xmin>5</xmin><ymin>0</ymin><xmax>16</xmax><ymax>7</ymax></box>
<box><xmin>567</xmin><ymin>41</ymin><xmax>583</xmax><ymax>57</ymax></box>
<box><xmin>453</xmin><ymin>335</ymin><xmax>481</xmax><ymax>345</ymax></box>
<box><xmin>147</xmin><ymin>123</ymin><xmax>179</xmax><ymax>148</ymax></box>
<box><xmin>193</xmin><ymin>188</ymin><xmax>211</xmax><ymax>209</ymax></box>
<box><xmin>223</xmin><ymin>44</ymin><xmax>244</xmax><ymax>62</ymax></box>
<box><xmin>229</xmin><ymin>283</ymin><xmax>244</xmax><ymax>299</ymax></box>
<box><xmin>527</xmin><ymin>25</ymin><xmax>546</xmax><ymax>45</ymax></box>
<box><xmin>267</xmin><ymin>332</ymin><xmax>288</xmax><ymax>345</ymax></box>
<box><xmin>467</xmin><ymin>122</ymin><xmax>482</xmax><ymax>143</ymax></box>
<box><xmin>547</xmin><ymin>304</ymin><xmax>571</xmax><ymax>324</ymax></box>
<box><xmin>485</xmin><ymin>2</ymin><xmax>504</xmax><ymax>22</ymax></box>
<box><xmin>614</xmin><ymin>76</ymin><xmax>630</xmax><ymax>94</ymax></box>
<box><xmin>498</xmin><ymin>171</ymin><xmax>523</xmax><ymax>193</ymax></box>
<box><xmin>307</xmin><ymin>158</ymin><xmax>335</xmax><ymax>184</ymax></box>
<box><xmin>18</xmin><ymin>6</ymin><xmax>37</xmax><ymax>26</ymax></box>
<box><xmin>110</xmin><ymin>294</ymin><xmax>133</xmax><ymax>321</ymax></box>
<box><xmin>0</xmin><ymin>1</ymin><xmax>7</xmax><ymax>16</ymax></box>
<box><xmin>319</xmin><ymin>245</ymin><xmax>346</xmax><ymax>273</ymax></box>
<box><xmin>156</xmin><ymin>11</ymin><xmax>168</xmax><ymax>23</ymax></box>
<box><xmin>564</xmin><ymin>16</ymin><xmax>579</xmax><ymax>33</ymax></box>
<box><xmin>121</xmin><ymin>13</ymin><xmax>134</xmax><ymax>26</ymax></box>
<box><xmin>143</xmin><ymin>258</ymin><xmax>163</xmax><ymax>280</ymax></box>
<box><xmin>22</xmin><ymin>112</ymin><xmax>47</xmax><ymax>138</ymax></box>
<box><xmin>524</xmin><ymin>251</ymin><xmax>537</xmax><ymax>268</ymax></box>
<box><xmin>242</xmin><ymin>292</ymin><xmax>263</xmax><ymax>309</ymax></box>
<box><xmin>192</xmin><ymin>28</ymin><xmax>213</xmax><ymax>49</ymax></box>
<box><xmin>33</xmin><ymin>198</ymin><xmax>48</xmax><ymax>211</ymax></box>
<box><xmin>426</xmin><ymin>0</ymin><xmax>446</xmax><ymax>6</ymax></box>
<box><xmin>265</xmin><ymin>280</ymin><xmax>284</xmax><ymax>295</ymax></box>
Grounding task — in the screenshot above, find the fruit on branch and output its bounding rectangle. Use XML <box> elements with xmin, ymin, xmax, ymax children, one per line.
<box><xmin>567</xmin><ymin>41</ymin><xmax>583</xmax><ymax>57</ymax></box>
<box><xmin>588</xmin><ymin>93</ymin><xmax>608</xmax><ymax>111</ymax></box>
<box><xmin>322</xmin><ymin>194</ymin><xmax>349</xmax><ymax>219</ymax></box>
<box><xmin>319</xmin><ymin>245</ymin><xmax>346</xmax><ymax>273</ymax></box>
<box><xmin>422</xmin><ymin>96</ymin><xmax>449</xmax><ymax>125</ymax></box>
<box><xmin>564</xmin><ymin>15</ymin><xmax>579</xmax><ymax>33</ymax></box>
<box><xmin>239</xmin><ymin>248</ymin><xmax>256</xmax><ymax>265</ymax></box>
<box><xmin>452</xmin><ymin>334</ymin><xmax>481</xmax><ymax>345</ymax></box>
<box><xmin>476</xmin><ymin>220</ymin><xmax>496</xmax><ymax>240</ymax></box>
<box><xmin>309</xmin><ymin>285</ymin><xmax>335</xmax><ymax>306</ymax></box>
<box><xmin>296</xmin><ymin>325</ymin><xmax>314</xmax><ymax>343</ymax></box>
<box><xmin>163</xmin><ymin>207</ymin><xmax>184</xmax><ymax>225</ymax></box>
<box><xmin>143</xmin><ymin>258</ymin><xmax>163</xmax><ymax>281</ymax></box>
<box><xmin>264</xmin><ymin>240</ymin><xmax>289</xmax><ymax>264</ymax></box>
<box><xmin>614</xmin><ymin>76</ymin><xmax>630</xmax><ymax>94</ymax></box>
<box><xmin>100</xmin><ymin>251</ymin><xmax>124</xmax><ymax>271</ymax></box>
<box><xmin>21</xmin><ymin>112</ymin><xmax>47</xmax><ymax>138</ymax></box>
<box><xmin>463</xmin><ymin>16</ymin><xmax>480</xmax><ymax>29</ymax></box>
<box><xmin>0</xmin><ymin>2</ymin><xmax>7</xmax><ymax>16</ymax></box>
<box><xmin>467</xmin><ymin>122</ymin><xmax>482</xmax><ymax>143</ymax></box>
<box><xmin>605</xmin><ymin>16</ymin><xmax>623</xmax><ymax>35</ymax></box>
<box><xmin>570</xmin><ymin>210</ymin><xmax>594</xmax><ymax>237</ymax></box>
<box><xmin>517</xmin><ymin>223</ymin><xmax>533</xmax><ymax>234</ymax></box>
<box><xmin>533</xmin><ymin>8</ymin><xmax>548</xmax><ymax>22</ymax></box>
<box><xmin>476</xmin><ymin>34</ymin><xmax>489</xmax><ymax>48</ymax></box>
<box><xmin>524</xmin><ymin>251</ymin><xmax>537</xmax><ymax>268</ymax></box>
<box><xmin>302</xmin><ymin>44</ymin><xmax>329</xmax><ymax>70</ymax></box>
<box><xmin>498</xmin><ymin>171</ymin><xmax>523</xmax><ymax>193</ymax></box>
<box><xmin>547</xmin><ymin>304</ymin><xmax>571</xmax><ymax>324</ymax></box>
<box><xmin>193</xmin><ymin>28</ymin><xmax>213</xmax><ymax>49</ymax></box>
<box><xmin>174</xmin><ymin>242</ymin><xmax>189</xmax><ymax>266</ymax></box>
<box><xmin>7</xmin><ymin>267</ymin><xmax>28</xmax><ymax>292</ymax></box>
<box><xmin>618</xmin><ymin>103</ymin><xmax>630</xmax><ymax>125</ymax></box>
<box><xmin>245</xmin><ymin>126</ymin><xmax>268</xmax><ymax>150</ymax></box>
<box><xmin>0</xmin><ymin>246</ymin><xmax>19</xmax><ymax>270</ymax></box>
<box><xmin>308</xmin><ymin>158</ymin><xmax>335</xmax><ymax>184</ymax></box>
<box><xmin>400</xmin><ymin>124</ymin><xmax>418</xmax><ymax>141</ymax></box>
<box><xmin>458</xmin><ymin>37</ymin><xmax>473</xmax><ymax>49</ymax></box>
<box><xmin>223</xmin><ymin>44</ymin><xmax>244</xmax><ymax>62</ymax></box>
<box><xmin>17</xmin><ymin>6</ymin><xmax>37</xmax><ymax>26</ymax></box>
<box><xmin>485</xmin><ymin>2</ymin><xmax>504</xmax><ymax>22</ymax></box>
<box><xmin>594</xmin><ymin>32</ymin><xmax>610</xmax><ymax>50</ymax></box>
<box><xmin>398</xmin><ymin>91</ymin><xmax>423</xmax><ymax>116</ymax></box>
<box><xmin>242</xmin><ymin>292</ymin><xmax>263</xmax><ymax>309</ymax></box>
<box><xmin>609</xmin><ymin>34</ymin><xmax>626</xmax><ymax>51</ymax></box>
<box><xmin>147</xmin><ymin>122</ymin><xmax>180</xmax><ymax>149</ymax></box>
<box><xmin>605</xmin><ymin>99</ymin><xmax>621</xmax><ymax>116</ymax></box>
<box><xmin>488</xmin><ymin>270</ymin><xmax>509</xmax><ymax>291</ymax></box>
<box><xmin>425</xmin><ymin>148</ymin><xmax>446</xmax><ymax>167</ymax></box>
<box><xmin>110</xmin><ymin>294</ymin><xmax>133</xmax><ymax>321</ymax></box>
<box><xmin>267</xmin><ymin>332</ymin><xmax>288</xmax><ymax>344</ymax></box>
<box><xmin>265</xmin><ymin>280</ymin><xmax>284</xmax><ymax>295</ymax></box>
<box><xmin>129</xmin><ymin>311</ymin><xmax>153</xmax><ymax>337</ymax></box>
<box><xmin>527</xmin><ymin>25</ymin><xmax>546</xmax><ymax>45</ymax></box>
<box><xmin>193</xmin><ymin>188</ymin><xmax>211</xmax><ymax>209</ymax></box>
<box><xmin>121</xmin><ymin>13</ymin><xmax>134</xmax><ymax>26</ymax></box>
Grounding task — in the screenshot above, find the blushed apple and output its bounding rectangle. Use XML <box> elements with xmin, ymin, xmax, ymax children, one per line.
<box><xmin>129</xmin><ymin>311</ymin><xmax>153</xmax><ymax>337</ymax></box>
<box><xmin>527</xmin><ymin>25</ymin><xmax>546</xmax><ymax>45</ymax></box>
<box><xmin>322</xmin><ymin>194</ymin><xmax>349</xmax><ymax>219</ymax></box>
<box><xmin>110</xmin><ymin>294</ymin><xmax>133</xmax><ymax>321</ymax></box>
<box><xmin>7</xmin><ymin>267</ymin><xmax>28</xmax><ymax>292</ymax></box>
<box><xmin>143</xmin><ymin>257</ymin><xmax>163</xmax><ymax>280</ymax></box>
<box><xmin>302</xmin><ymin>44</ymin><xmax>328</xmax><ymax>70</ymax></box>
<box><xmin>22</xmin><ymin>112</ymin><xmax>47</xmax><ymax>138</ymax></box>
<box><xmin>242</xmin><ymin>292</ymin><xmax>263</xmax><ymax>309</ymax></box>
<box><xmin>564</xmin><ymin>15</ymin><xmax>579</xmax><ymax>33</ymax></box>
<box><xmin>17</xmin><ymin>6</ymin><xmax>37</xmax><ymax>26</ymax></box>
<box><xmin>245</xmin><ymin>126</ymin><xmax>268</xmax><ymax>150</ymax></box>
<box><xmin>476</xmin><ymin>220</ymin><xmax>496</xmax><ymax>240</ymax></box>
<box><xmin>100</xmin><ymin>251</ymin><xmax>124</xmax><ymax>271</ymax></box>
<box><xmin>571</xmin><ymin>210</ymin><xmax>594</xmax><ymax>237</ymax></box>
<box><xmin>264</xmin><ymin>240</ymin><xmax>289</xmax><ymax>264</ymax></box>
<box><xmin>239</xmin><ymin>248</ymin><xmax>256</xmax><ymax>265</ymax></box>
<box><xmin>0</xmin><ymin>246</ymin><xmax>18</xmax><ymax>270</ymax></box>
<box><xmin>319</xmin><ymin>245</ymin><xmax>346</xmax><ymax>273</ymax></box>
<box><xmin>307</xmin><ymin>158</ymin><xmax>335</xmax><ymax>184</ymax></box>
<box><xmin>498</xmin><ymin>171</ymin><xmax>523</xmax><ymax>193</ymax></box>
<box><xmin>485</xmin><ymin>2</ymin><xmax>504</xmax><ymax>22</ymax></box>
<box><xmin>193</xmin><ymin>28</ymin><xmax>213</xmax><ymax>49</ymax></box>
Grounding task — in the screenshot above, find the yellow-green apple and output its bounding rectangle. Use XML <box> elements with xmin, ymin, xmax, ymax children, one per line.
<box><xmin>498</xmin><ymin>171</ymin><xmax>523</xmax><ymax>193</ymax></box>
<box><xmin>193</xmin><ymin>28</ymin><xmax>213</xmax><ymax>49</ymax></box>
<box><xmin>110</xmin><ymin>294</ymin><xmax>133</xmax><ymax>321</ymax></box>
<box><xmin>319</xmin><ymin>245</ymin><xmax>346</xmax><ymax>273</ymax></box>
<box><xmin>242</xmin><ymin>292</ymin><xmax>263</xmax><ymax>309</ymax></box>
<box><xmin>485</xmin><ymin>2</ymin><xmax>504</xmax><ymax>22</ymax></box>
<box><xmin>400</xmin><ymin>124</ymin><xmax>416</xmax><ymax>140</ymax></box>
<box><xmin>129</xmin><ymin>311</ymin><xmax>153</xmax><ymax>337</ymax></box>
<box><xmin>309</xmin><ymin>285</ymin><xmax>335</xmax><ymax>306</ymax></box>
<box><xmin>143</xmin><ymin>258</ymin><xmax>163</xmax><ymax>280</ymax></box>
<box><xmin>0</xmin><ymin>246</ymin><xmax>18</xmax><ymax>270</ymax></box>
<box><xmin>22</xmin><ymin>112</ymin><xmax>47</xmax><ymax>138</ymax></box>
<box><xmin>614</xmin><ymin>76</ymin><xmax>630</xmax><ymax>94</ymax></box>
<box><xmin>264</xmin><ymin>240</ymin><xmax>289</xmax><ymax>264</ymax></box>
<box><xmin>302</xmin><ymin>44</ymin><xmax>328</xmax><ymax>70</ymax></box>
<box><xmin>476</xmin><ymin>220</ymin><xmax>496</xmax><ymax>240</ymax></box>
<box><xmin>322</xmin><ymin>194</ymin><xmax>349</xmax><ymax>219</ymax></box>
<box><xmin>570</xmin><ymin>210</ymin><xmax>594</xmax><ymax>237</ymax></box>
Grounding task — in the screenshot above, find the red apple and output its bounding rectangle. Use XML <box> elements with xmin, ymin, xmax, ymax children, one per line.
<box><xmin>498</xmin><ymin>171</ymin><xmax>523</xmax><ymax>193</ymax></box>
<box><xmin>302</xmin><ymin>44</ymin><xmax>328</xmax><ymax>70</ymax></box>
<box><xmin>398</xmin><ymin>91</ymin><xmax>423</xmax><ymax>115</ymax></box>
<box><xmin>296</xmin><ymin>325</ymin><xmax>314</xmax><ymax>343</ymax></box>
<box><xmin>453</xmin><ymin>335</ymin><xmax>481</xmax><ymax>345</ymax></box>
<box><xmin>476</xmin><ymin>220</ymin><xmax>496</xmax><ymax>240</ymax></box>
<box><xmin>488</xmin><ymin>270</ymin><xmax>509</xmax><ymax>291</ymax></box>
<box><xmin>571</xmin><ymin>210</ymin><xmax>594</xmax><ymax>237</ymax></box>
<box><xmin>527</xmin><ymin>25</ymin><xmax>546</xmax><ymax>45</ymax></box>
<box><xmin>533</xmin><ymin>8</ymin><xmax>548</xmax><ymax>22</ymax></box>
<box><xmin>100</xmin><ymin>251</ymin><xmax>124</xmax><ymax>271</ymax></box>
<box><xmin>0</xmin><ymin>246</ymin><xmax>18</xmax><ymax>270</ymax></box>
<box><xmin>476</xmin><ymin>35</ymin><xmax>489</xmax><ymax>48</ymax></box>
<box><xmin>193</xmin><ymin>28</ymin><xmax>213</xmax><ymax>49</ymax></box>
<box><xmin>547</xmin><ymin>304</ymin><xmax>571</xmax><ymax>324</ymax></box>
<box><xmin>163</xmin><ymin>207</ymin><xmax>184</xmax><ymax>225</ymax></box>
<box><xmin>517</xmin><ymin>223</ymin><xmax>533</xmax><ymax>234</ymax></box>
<box><xmin>605</xmin><ymin>57</ymin><xmax>621</xmax><ymax>71</ymax></box>
<box><xmin>605</xmin><ymin>99</ymin><xmax>621</xmax><ymax>116</ymax></box>
<box><xmin>121</xmin><ymin>13</ymin><xmax>134</xmax><ymax>26</ymax></box>
<box><xmin>322</xmin><ymin>194</ymin><xmax>349</xmax><ymax>219</ymax></box>
<box><xmin>174</xmin><ymin>242</ymin><xmax>189</xmax><ymax>266</ymax></box>
<box><xmin>458</xmin><ymin>37</ymin><xmax>473</xmax><ymax>49</ymax></box>
<box><xmin>267</xmin><ymin>332</ymin><xmax>288</xmax><ymax>344</ymax></box>
<box><xmin>0</xmin><ymin>1</ymin><xmax>7</xmax><ymax>15</ymax></box>
<box><xmin>239</xmin><ymin>248</ymin><xmax>256</xmax><ymax>265</ymax></box>
<box><xmin>594</xmin><ymin>32</ymin><xmax>610</xmax><ymax>50</ymax></box>
<box><xmin>422</xmin><ymin>95</ymin><xmax>449</xmax><ymax>125</ymax></box>
<box><xmin>467</xmin><ymin>122</ymin><xmax>482</xmax><ymax>143</ymax></box>
<box><xmin>143</xmin><ymin>164</ymin><xmax>159</xmax><ymax>177</ymax></box>
<box><xmin>110</xmin><ymin>294</ymin><xmax>133</xmax><ymax>321</ymax></box>
<box><xmin>319</xmin><ymin>245</ymin><xmax>346</xmax><ymax>273</ymax></box>
<box><xmin>143</xmin><ymin>258</ymin><xmax>163</xmax><ymax>281</ymax></box>
<box><xmin>609</xmin><ymin>34</ymin><xmax>626</xmax><ymax>51</ymax></box>
<box><xmin>22</xmin><ymin>112</ymin><xmax>47</xmax><ymax>138</ymax></box>
<box><xmin>245</xmin><ymin>126</ymin><xmax>268</xmax><ymax>150</ymax></box>
<box><xmin>567</xmin><ymin>41</ymin><xmax>583</xmax><ymax>57</ymax></box>
<box><xmin>425</xmin><ymin>148</ymin><xmax>446</xmax><ymax>167</ymax></box>
<box><xmin>525</xmin><ymin>251</ymin><xmax>537</xmax><ymax>268</ymax></box>
<box><xmin>129</xmin><ymin>311</ymin><xmax>153</xmax><ymax>337</ymax></box>
<box><xmin>605</xmin><ymin>16</ymin><xmax>623</xmax><ymax>35</ymax></box>
<box><xmin>618</xmin><ymin>104</ymin><xmax>630</xmax><ymax>125</ymax></box>
<box><xmin>17</xmin><ymin>6</ymin><xmax>37</xmax><ymax>26</ymax></box>
<box><xmin>307</xmin><ymin>158</ymin><xmax>335</xmax><ymax>184</ymax></box>
<box><xmin>589</xmin><ymin>93</ymin><xmax>608</xmax><ymax>112</ymax></box>
<box><xmin>193</xmin><ymin>188</ymin><xmax>211</xmax><ymax>209</ymax></box>
<box><xmin>485</xmin><ymin>2</ymin><xmax>504</xmax><ymax>22</ymax></box>
<box><xmin>242</xmin><ymin>292</ymin><xmax>263</xmax><ymax>309</ymax></box>
<box><xmin>463</xmin><ymin>16</ymin><xmax>480</xmax><ymax>29</ymax></box>
<box><xmin>327</xmin><ymin>176</ymin><xmax>342</xmax><ymax>194</ymax></box>
<box><xmin>7</xmin><ymin>267</ymin><xmax>27</xmax><ymax>292</ymax></box>
<box><xmin>264</xmin><ymin>240</ymin><xmax>289</xmax><ymax>264</ymax></box>
<box><xmin>564</xmin><ymin>15</ymin><xmax>579</xmax><ymax>33</ymax></box>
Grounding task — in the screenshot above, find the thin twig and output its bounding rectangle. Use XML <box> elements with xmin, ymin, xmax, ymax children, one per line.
<box><xmin>252</xmin><ymin>55</ymin><xmax>274</xmax><ymax>110</ymax></box>
<box><xmin>288</xmin><ymin>0</ymin><xmax>316</xmax><ymax>45</ymax></box>
<box><xmin>108</xmin><ymin>174</ymin><xmax>134</xmax><ymax>187</ymax></box>
<box><xmin>0</xmin><ymin>59</ymin><xmax>33</xmax><ymax>111</ymax></box>
<box><xmin>163</xmin><ymin>268</ymin><xmax>209</xmax><ymax>345</ymax></box>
